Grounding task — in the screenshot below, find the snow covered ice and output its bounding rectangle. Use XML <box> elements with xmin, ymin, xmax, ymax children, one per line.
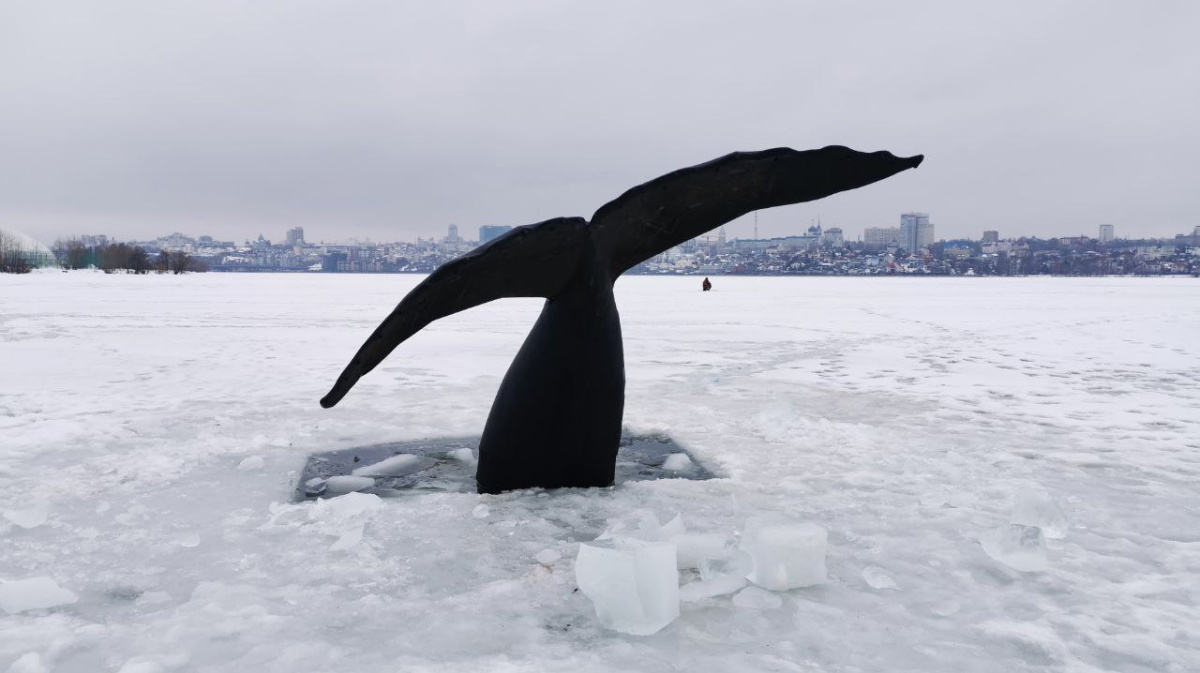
<box><xmin>2</xmin><ymin>273</ymin><xmax>1200</xmax><ymax>671</ymax></box>
<box><xmin>744</xmin><ymin>520</ymin><xmax>828</xmax><ymax>590</ymax></box>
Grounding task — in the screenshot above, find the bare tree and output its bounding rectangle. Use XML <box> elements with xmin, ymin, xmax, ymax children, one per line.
<box><xmin>170</xmin><ymin>250</ymin><xmax>191</xmax><ymax>274</ymax></box>
<box><xmin>128</xmin><ymin>246</ymin><xmax>151</xmax><ymax>274</ymax></box>
<box><xmin>1</xmin><ymin>230</ymin><xmax>32</xmax><ymax>273</ymax></box>
<box><xmin>53</xmin><ymin>238</ymin><xmax>89</xmax><ymax>270</ymax></box>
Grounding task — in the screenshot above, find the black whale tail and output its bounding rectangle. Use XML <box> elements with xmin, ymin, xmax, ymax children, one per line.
<box><xmin>319</xmin><ymin>216</ymin><xmax>592</xmax><ymax>409</ymax></box>
<box><xmin>320</xmin><ymin>146</ymin><xmax>922</xmax><ymax>414</ymax></box>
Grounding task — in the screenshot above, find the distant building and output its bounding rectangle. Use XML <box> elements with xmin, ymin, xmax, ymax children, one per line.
<box><xmin>446</xmin><ymin>224</ymin><xmax>461</xmax><ymax>243</ymax></box>
<box><xmin>1099</xmin><ymin>224</ymin><xmax>1114</xmax><ymax>243</ymax></box>
<box><xmin>822</xmin><ymin>227</ymin><xmax>844</xmax><ymax>248</ymax></box>
<box><xmin>285</xmin><ymin>227</ymin><xmax>306</xmax><ymax>246</ymax></box>
<box><xmin>479</xmin><ymin>225</ymin><xmax>512</xmax><ymax>244</ymax></box>
<box><xmin>1174</xmin><ymin>225</ymin><xmax>1200</xmax><ymax>247</ymax></box>
<box><xmin>159</xmin><ymin>232</ymin><xmax>196</xmax><ymax>251</ymax></box>
<box><xmin>944</xmin><ymin>243</ymin><xmax>973</xmax><ymax>259</ymax></box>
<box><xmin>982</xmin><ymin>230</ymin><xmax>999</xmax><ymax>243</ymax></box>
<box><xmin>732</xmin><ymin>234</ymin><xmax>817</xmax><ymax>253</ymax></box>
<box><xmin>899</xmin><ymin>213</ymin><xmax>933</xmax><ymax>252</ymax></box>
<box><xmin>864</xmin><ymin>226</ymin><xmax>901</xmax><ymax>250</ymax></box>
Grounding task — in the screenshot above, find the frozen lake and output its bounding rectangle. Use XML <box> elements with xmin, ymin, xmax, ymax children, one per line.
<box><xmin>2</xmin><ymin>273</ymin><xmax>1198</xmax><ymax>672</ymax></box>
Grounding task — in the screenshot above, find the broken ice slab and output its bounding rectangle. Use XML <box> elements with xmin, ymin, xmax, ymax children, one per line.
<box><xmin>732</xmin><ymin>586</ymin><xmax>783</xmax><ymax>610</ymax></box>
<box><xmin>679</xmin><ymin>573</ymin><xmax>748</xmax><ymax>603</ymax></box>
<box><xmin>351</xmin><ymin>454</ymin><xmax>437</xmax><ymax>478</ymax></box>
<box><xmin>1010</xmin><ymin>491</ymin><xmax>1068</xmax><ymax>539</ymax></box>
<box><xmin>679</xmin><ymin>551</ymin><xmax>753</xmax><ymax>602</ymax></box>
<box><xmin>295</xmin><ymin>431</ymin><xmax>714</xmax><ymax>500</ymax></box>
<box><xmin>0</xmin><ymin>577</ymin><xmax>79</xmax><ymax>614</ymax></box>
<box><xmin>674</xmin><ymin>533</ymin><xmax>731</xmax><ymax>570</ymax></box>
<box><xmin>980</xmin><ymin>524</ymin><xmax>1048</xmax><ymax>572</ymax></box>
<box><xmin>2</xmin><ymin>506</ymin><xmax>48</xmax><ymax>529</ymax></box>
<box><xmin>575</xmin><ymin>538</ymin><xmax>680</xmax><ymax>636</ymax></box>
<box><xmin>321</xmin><ymin>475</ymin><xmax>376</xmax><ymax>496</ymax></box>
<box><xmin>744</xmin><ymin>522</ymin><xmax>828</xmax><ymax>591</ymax></box>
<box><xmin>661</xmin><ymin>453</ymin><xmax>694</xmax><ymax>472</ymax></box>
<box><xmin>862</xmin><ymin>565</ymin><xmax>899</xmax><ymax>590</ymax></box>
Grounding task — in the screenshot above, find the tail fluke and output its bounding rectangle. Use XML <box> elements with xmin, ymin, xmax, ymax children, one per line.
<box><xmin>589</xmin><ymin>146</ymin><xmax>923</xmax><ymax>277</ymax></box>
<box><xmin>320</xmin><ymin>217</ymin><xmax>589</xmax><ymax>408</ymax></box>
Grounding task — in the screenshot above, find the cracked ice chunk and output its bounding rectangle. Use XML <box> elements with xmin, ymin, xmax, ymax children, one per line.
<box><xmin>237</xmin><ymin>456</ymin><xmax>264</xmax><ymax>471</ymax></box>
<box><xmin>745</xmin><ymin>522</ymin><xmax>828</xmax><ymax>590</ymax></box>
<box><xmin>575</xmin><ymin>538</ymin><xmax>679</xmax><ymax>635</ymax></box>
<box><xmin>535</xmin><ymin>549</ymin><xmax>561</xmax><ymax>565</ymax></box>
<box><xmin>980</xmin><ymin>524</ymin><xmax>1048</xmax><ymax>572</ymax></box>
<box><xmin>661</xmin><ymin>453</ymin><xmax>694</xmax><ymax>471</ymax></box>
<box><xmin>862</xmin><ymin>565</ymin><xmax>899</xmax><ymax>590</ymax></box>
<box><xmin>733</xmin><ymin>586</ymin><xmax>783</xmax><ymax>609</ymax></box>
<box><xmin>679</xmin><ymin>573</ymin><xmax>747</xmax><ymax>602</ymax></box>
<box><xmin>0</xmin><ymin>577</ymin><xmax>79</xmax><ymax>614</ymax></box>
<box><xmin>598</xmin><ymin>509</ymin><xmax>671</xmax><ymax>542</ymax></box>
<box><xmin>674</xmin><ymin>533</ymin><xmax>730</xmax><ymax>570</ymax></box>
<box><xmin>321</xmin><ymin>475</ymin><xmax>375</xmax><ymax>496</ymax></box>
<box><xmin>7</xmin><ymin>652</ymin><xmax>48</xmax><ymax>673</ymax></box>
<box><xmin>680</xmin><ymin>551</ymin><xmax>752</xmax><ymax>602</ymax></box>
<box><xmin>351</xmin><ymin>453</ymin><xmax>436</xmax><ymax>478</ymax></box>
<box><xmin>660</xmin><ymin>513</ymin><xmax>686</xmax><ymax>539</ymax></box>
<box><xmin>312</xmin><ymin>491</ymin><xmax>382</xmax><ymax>520</ymax></box>
<box><xmin>1011</xmin><ymin>491</ymin><xmax>1068</xmax><ymax>539</ymax></box>
<box><xmin>3</xmin><ymin>507</ymin><xmax>47</xmax><ymax>529</ymax></box>
<box><xmin>311</xmin><ymin>492</ymin><xmax>382</xmax><ymax>551</ymax></box>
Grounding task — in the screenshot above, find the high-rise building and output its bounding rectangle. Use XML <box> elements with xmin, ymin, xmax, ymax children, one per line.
<box><xmin>446</xmin><ymin>224</ymin><xmax>461</xmax><ymax>243</ymax></box>
<box><xmin>1099</xmin><ymin>224</ymin><xmax>1114</xmax><ymax>243</ymax></box>
<box><xmin>285</xmin><ymin>227</ymin><xmax>305</xmax><ymax>246</ymax></box>
<box><xmin>479</xmin><ymin>225</ymin><xmax>512</xmax><ymax>244</ymax></box>
<box><xmin>864</xmin><ymin>227</ymin><xmax>901</xmax><ymax>250</ymax></box>
<box><xmin>823</xmin><ymin>227</ymin><xmax>845</xmax><ymax>248</ymax></box>
<box><xmin>899</xmin><ymin>213</ymin><xmax>933</xmax><ymax>252</ymax></box>
<box><xmin>982</xmin><ymin>230</ymin><xmax>999</xmax><ymax>243</ymax></box>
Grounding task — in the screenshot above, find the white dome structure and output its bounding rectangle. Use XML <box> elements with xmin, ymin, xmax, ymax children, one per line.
<box><xmin>0</xmin><ymin>227</ymin><xmax>58</xmax><ymax>269</ymax></box>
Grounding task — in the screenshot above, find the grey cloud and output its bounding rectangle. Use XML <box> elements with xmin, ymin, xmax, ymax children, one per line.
<box><xmin>1</xmin><ymin>0</ymin><xmax>1197</xmax><ymax>243</ymax></box>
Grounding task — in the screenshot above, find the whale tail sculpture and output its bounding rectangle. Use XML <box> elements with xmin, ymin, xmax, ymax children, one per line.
<box><xmin>321</xmin><ymin>146</ymin><xmax>923</xmax><ymax>493</ymax></box>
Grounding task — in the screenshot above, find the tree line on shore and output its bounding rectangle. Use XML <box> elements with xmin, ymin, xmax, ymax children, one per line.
<box><xmin>0</xmin><ymin>234</ymin><xmax>208</xmax><ymax>274</ymax></box>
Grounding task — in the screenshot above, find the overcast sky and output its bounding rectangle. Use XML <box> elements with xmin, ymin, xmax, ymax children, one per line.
<box><xmin>2</xmin><ymin>1</ymin><xmax>1197</xmax><ymax>245</ymax></box>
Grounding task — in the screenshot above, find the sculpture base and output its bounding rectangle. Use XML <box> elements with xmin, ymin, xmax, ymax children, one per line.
<box><xmin>296</xmin><ymin>431</ymin><xmax>715</xmax><ymax>500</ymax></box>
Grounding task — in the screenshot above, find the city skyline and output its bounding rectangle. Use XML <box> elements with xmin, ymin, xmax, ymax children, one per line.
<box><xmin>3</xmin><ymin>3</ymin><xmax>1198</xmax><ymax>243</ymax></box>
<box><xmin>29</xmin><ymin>215</ymin><xmax>1192</xmax><ymax>253</ymax></box>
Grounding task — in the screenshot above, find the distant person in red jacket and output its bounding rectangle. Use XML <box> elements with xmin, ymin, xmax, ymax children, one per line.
<box><xmin>702</xmin><ymin>277</ymin><xmax>712</xmax><ymax>292</ymax></box>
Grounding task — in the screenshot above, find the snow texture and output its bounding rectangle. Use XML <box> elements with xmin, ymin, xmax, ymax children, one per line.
<box><xmin>2</xmin><ymin>273</ymin><xmax>1199</xmax><ymax>671</ymax></box>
